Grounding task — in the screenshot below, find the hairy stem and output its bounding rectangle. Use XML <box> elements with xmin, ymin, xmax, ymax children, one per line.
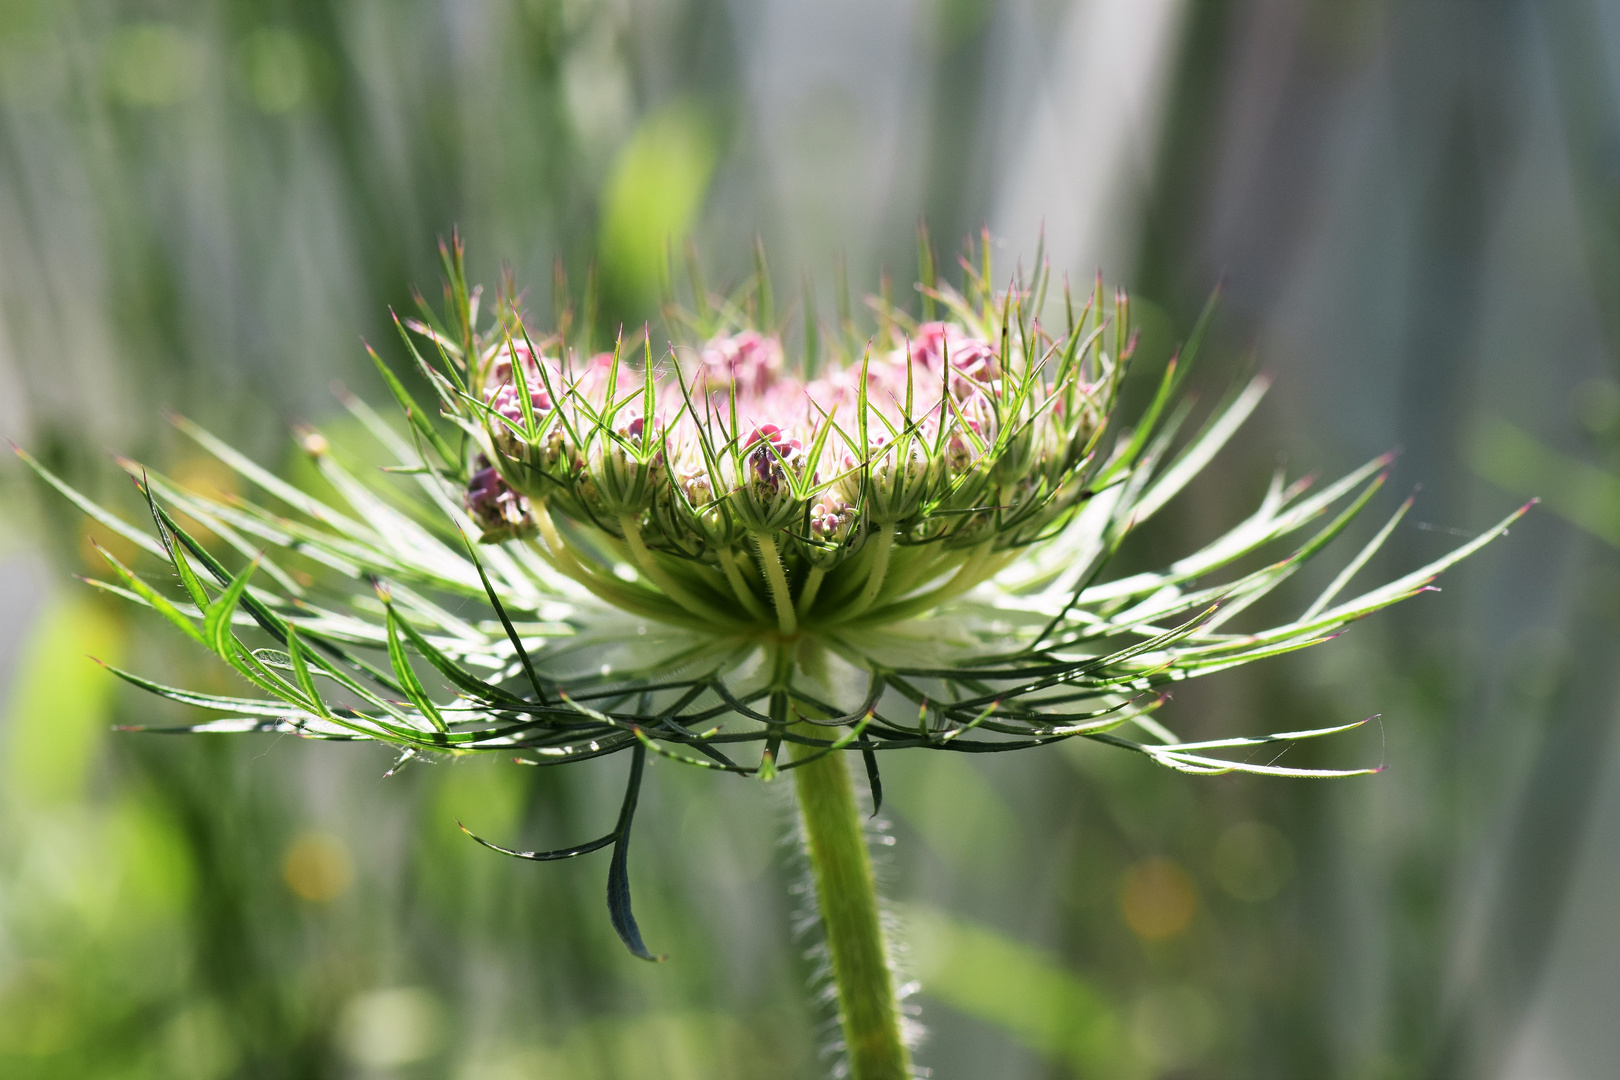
<box><xmin>754</xmin><ymin>531</ymin><xmax>799</xmax><ymax>635</ymax></box>
<box><xmin>793</xmin><ymin>728</ymin><xmax>910</xmax><ymax>1080</ymax></box>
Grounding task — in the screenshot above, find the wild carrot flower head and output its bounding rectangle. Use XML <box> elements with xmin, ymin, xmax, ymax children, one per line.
<box><xmin>20</xmin><ymin>232</ymin><xmax>1528</xmax><ymax>958</ymax></box>
<box><xmin>467</xmin><ymin>288</ymin><xmax>1117</xmax><ymax>651</ymax></box>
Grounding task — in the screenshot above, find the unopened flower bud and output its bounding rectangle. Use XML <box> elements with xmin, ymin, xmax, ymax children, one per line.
<box><xmin>698</xmin><ymin>331</ymin><xmax>783</xmax><ymax>396</ymax></box>
<box><xmin>465</xmin><ymin>462</ymin><xmax>536</xmax><ymax>543</ymax></box>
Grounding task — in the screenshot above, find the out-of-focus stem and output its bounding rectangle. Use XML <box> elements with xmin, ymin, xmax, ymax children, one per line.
<box><xmin>793</xmin><ymin>728</ymin><xmax>910</xmax><ymax>1080</ymax></box>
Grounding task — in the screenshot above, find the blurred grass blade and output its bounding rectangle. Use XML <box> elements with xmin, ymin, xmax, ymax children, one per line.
<box><xmin>14</xmin><ymin>446</ymin><xmax>166</xmax><ymax>558</ymax></box>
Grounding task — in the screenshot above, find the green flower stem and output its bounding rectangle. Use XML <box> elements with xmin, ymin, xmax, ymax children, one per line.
<box><xmin>753</xmin><ymin>531</ymin><xmax>799</xmax><ymax>634</ymax></box>
<box><xmin>619</xmin><ymin>513</ymin><xmax>731</xmax><ymax>625</ymax></box>
<box><xmin>792</xmin><ymin>725</ymin><xmax>911</xmax><ymax>1080</ymax></box>
<box><xmin>717</xmin><ymin>548</ymin><xmax>772</xmax><ymax>623</ymax></box>
<box><xmin>528</xmin><ymin>508</ymin><xmax>686</xmax><ymax>622</ymax></box>
<box><xmin>841</xmin><ymin>527</ymin><xmax>894</xmax><ymax>620</ymax></box>
<box><xmin>862</xmin><ymin>542</ymin><xmax>1011</xmax><ymax>625</ymax></box>
<box><xmin>795</xmin><ymin>564</ymin><xmax>826</xmax><ymax>619</ymax></box>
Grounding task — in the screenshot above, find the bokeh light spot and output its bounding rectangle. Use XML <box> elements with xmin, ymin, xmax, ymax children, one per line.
<box><xmin>1129</xmin><ymin>984</ymin><xmax>1219</xmax><ymax>1069</ymax></box>
<box><xmin>163</xmin><ymin>1002</ymin><xmax>239</xmax><ymax>1080</ymax></box>
<box><xmin>237</xmin><ymin>28</ymin><xmax>313</xmax><ymax>114</ymax></box>
<box><xmin>104</xmin><ymin>23</ymin><xmax>202</xmax><ymax>108</ymax></box>
<box><xmin>1213</xmin><ymin>821</ymin><xmax>1294</xmax><ymax>903</ymax></box>
<box><xmin>172</xmin><ymin>455</ymin><xmax>239</xmax><ymax>501</ymax></box>
<box><xmin>339</xmin><ymin>987</ymin><xmax>444</xmax><ymax>1068</ymax></box>
<box><xmin>282</xmin><ymin>831</ymin><xmax>354</xmax><ymax>902</ymax></box>
<box><xmin>1119</xmin><ymin>857</ymin><xmax>1197</xmax><ymax>941</ymax></box>
<box><xmin>78</xmin><ymin>517</ymin><xmax>142</xmax><ymax>573</ymax></box>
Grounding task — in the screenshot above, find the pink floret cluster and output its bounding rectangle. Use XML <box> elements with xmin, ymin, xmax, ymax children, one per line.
<box><xmin>479</xmin><ymin>322</ymin><xmax>1002</xmax><ymax>495</ymax></box>
<box><xmin>464</xmin><ymin>311</ymin><xmax>1112</xmax><ymax>564</ymax></box>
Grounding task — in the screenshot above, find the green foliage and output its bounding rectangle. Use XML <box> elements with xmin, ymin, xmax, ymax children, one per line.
<box><xmin>1469</xmin><ymin>412</ymin><xmax>1620</xmax><ymax>545</ymax></box>
<box><xmin>600</xmin><ymin>104</ymin><xmax>721</xmax><ymax>312</ymax></box>
<box><xmin>906</xmin><ymin>904</ymin><xmax>1136</xmax><ymax>1076</ymax></box>
<box><xmin>6</xmin><ymin>599</ymin><xmax>126</xmax><ymax>805</ymax></box>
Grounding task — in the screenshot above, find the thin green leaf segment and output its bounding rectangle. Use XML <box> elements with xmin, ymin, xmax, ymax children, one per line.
<box><xmin>19</xmin><ymin>231</ymin><xmax>1528</xmax><ymax>1073</ymax></box>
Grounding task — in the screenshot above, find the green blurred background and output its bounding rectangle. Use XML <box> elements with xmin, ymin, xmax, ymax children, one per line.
<box><xmin>1</xmin><ymin>1</ymin><xmax>1616</xmax><ymax>1077</ymax></box>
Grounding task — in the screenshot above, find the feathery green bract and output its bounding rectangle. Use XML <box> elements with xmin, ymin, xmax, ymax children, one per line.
<box><xmin>19</xmin><ymin>233</ymin><xmax>1528</xmax><ymax>956</ymax></box>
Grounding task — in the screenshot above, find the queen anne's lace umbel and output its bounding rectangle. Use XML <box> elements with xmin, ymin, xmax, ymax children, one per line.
<box><xmin>19</xmin><ymin>237</ymin><xmax>1527</xmax><ymax>962</ymax></box>
<box><xmin>465</xmin><ymin>304</ymin><xmax>1111</xmax><ymax>645</ymax></box>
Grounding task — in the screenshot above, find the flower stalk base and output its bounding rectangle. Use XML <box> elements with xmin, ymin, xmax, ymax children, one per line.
<box><xmin>793</xmin><ymin>726</ymin><xmax>911</xmax><ymax>1080</ymax></box>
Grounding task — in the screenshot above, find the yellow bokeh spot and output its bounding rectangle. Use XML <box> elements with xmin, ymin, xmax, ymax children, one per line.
<box><xmin>1119</xmin><ymin>858</ymin><xmax>1197</xmax><ymax>942</ymax></box>
<box><xmin>171</xmin><ymin>455</ymin><xmax>239</xmax><ymax>501</ymax></box>
<box><xmin>169</xmin><ymin>454</ymin><xmax>242</xmax><ymax>544</ymax></box>
<box><xmin>282</xmin><ymin>831</ymin><xmax>354</xmax><ymax>902</ymax></box>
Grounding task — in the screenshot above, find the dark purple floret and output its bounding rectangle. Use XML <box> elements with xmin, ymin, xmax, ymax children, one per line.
<box><xmin>465</xmin><ymin>464</ymin><xmax>534</xmax><ymax>542</ymax></box>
